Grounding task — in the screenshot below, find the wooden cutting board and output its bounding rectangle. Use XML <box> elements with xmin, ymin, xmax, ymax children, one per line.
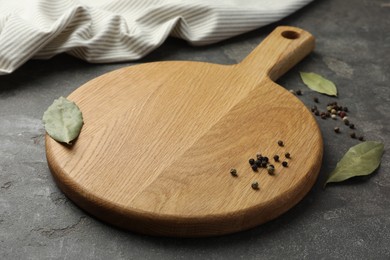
<box><xmin>46</xmin><ymin>26</ymin><xmax>323</xmax><ymax>237</ymax></box>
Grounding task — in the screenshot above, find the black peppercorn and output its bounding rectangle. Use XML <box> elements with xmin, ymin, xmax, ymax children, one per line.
<box><xmin>314</xmin><ymin>111</ymin><xmax>320</xmax><ymax>116</ymax></box>
<box><xmin>358</xmin><ymin>136</ymin><xmax>364</xmax><ymax>141</ymax></box>
<box><xmin>255</xmin><ymin>159</ymin><xmax>262</xmax><ymax>167</ymax></box>
<box><xmin>321</xmin><ymin>114</ymin><xmax>327</xmax><ymax>119</ymax></box>
<box><xmin>267</xmin><ymin>165</ymin><xmax>275</xmax><ymax>175</ymax></box>
<box><xmin>282</xmin><ymin>161</ymin><xmax>288</xmax><ymax>167</ymax></box>
<box><xmin>344</xmin><ymin>119</ymin><xmax>350</xmax><ymax>126</ymax></box>
<box><xmin>285</xmin><ymin>152</ymin><xmax>291</xmax><ymax>159</ymax></box>
<box><xmin>350</xmin><ymin>132</ymin><xmax>356</xmax><ymax>139</ymax></box>
<box><xmin>349</xmin><ymin>124</ymin><xmax>355</xmax><ymax>129</ymax></box>
<box><xmin>273</xmin><ymin>155</ymin><xmax>279</xmax><ymax>162</ymax></box>
<box><xmin>261</xmin><ymin>162</ymin><xmax>267</xmax><ymax>168</ymax></box>
<box><xmin>278</xmin><ymin>140</ymin><xmax>284</xmax><ymax>147</ymax></box>
<box><xmin>230</xmin><ymin>168</ymin><xmax>238</xmax><ymax>177</ymax></box>
<box><xmin>263</xmin><ymin>157</ymin><xmax>269</xmax><ymax>163</ymax></box>
<box><xmin>334</xmin><ymin>127</ymin><xmax>340</xmax><ymax>133</ymax></box>
<box><xmin>296</xmin><ymin>89</ymin><xmax>302</xmax><ymax>95</ymax></box>
<box><xmin>311</xmin><ymin>105</ymin><xmax>317</xmax><ymax>112</ymax></box>
<box><xmin>251</xmin><ymin>164</ymin><xmax>258</xmax><ymax>171</ymax></box>
<box><xmin>249</xmin><ymin>158</ymin><xmax>255</xmax><ymax>165</ymax></box>
<box><xmin>313</xmin><ymin>97</ymin><xmax>319</xmax><ymax>103</ymax></box>
<box><xmin>251</xmin><ymin>182</ymin><xmax>259</xmax><ymax>190</ymax></box>
<box><xmin>256</xmin><ymin>153</ymin><xmax>262</xmax><ymax>160</ymax></box>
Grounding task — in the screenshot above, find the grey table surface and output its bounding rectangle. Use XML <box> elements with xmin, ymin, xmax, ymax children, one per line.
<box><xmin>1</xmin><ymin>0</ymin><xmax>389</xmax><ymax>259</ymax></box>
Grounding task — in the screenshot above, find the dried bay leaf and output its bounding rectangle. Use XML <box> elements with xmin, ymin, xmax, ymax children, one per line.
<box><xmin>325</xmin><ymin>141</ymin><xmax>384</xmax><ymax>187</ymax></box>
<box><xmin>300</xmin><ymin>72</ymin><xmax>338</xmax><ymax>96</ymax></box>
<box><xmin>42</xmin><ymin>97</ymin><xmax>83</xmax><ymax>144</ymax></box>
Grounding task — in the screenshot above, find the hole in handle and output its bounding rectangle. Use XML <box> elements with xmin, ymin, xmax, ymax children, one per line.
<box><xmin>281</xmin><ymin>30</ymin><xmax>300</xmax><ymax>40</ymax></box>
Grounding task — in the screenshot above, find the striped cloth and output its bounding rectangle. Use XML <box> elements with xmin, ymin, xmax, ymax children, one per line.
<box><xmin>0</xmin><ymin>0</ymin><xmax>312</xmax><ymax>75</ymax></box>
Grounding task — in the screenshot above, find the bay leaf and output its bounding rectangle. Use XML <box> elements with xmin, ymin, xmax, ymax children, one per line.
<box><xmin>42</xmin><ymin>97</ymin><xmax>83</xmax><ymax>144</ymax></box>
<box><xmin>300</xmin><ymin>72</ymin><xmax>338</xmax><ymax>96</ymax></box>
<box><xmin>325</xmin><ymin>141</ymin><xmax>384</xmax><ymax>186</ymax></box>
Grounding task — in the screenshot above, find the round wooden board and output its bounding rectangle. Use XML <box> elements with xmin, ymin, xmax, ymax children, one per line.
<box><xmin>46</xmin><ymin>26</ymin><xmax>323</xmax><ymax>237</ymax></box>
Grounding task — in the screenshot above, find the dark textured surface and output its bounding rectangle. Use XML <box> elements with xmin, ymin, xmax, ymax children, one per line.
<box><xmin>1</xmin><ymin>0</ymin><xmax>389</xmax><ymax>259</ymax></box>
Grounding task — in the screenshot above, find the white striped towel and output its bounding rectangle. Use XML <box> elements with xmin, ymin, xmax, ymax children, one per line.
<box><xmin>0</xmin><ymin>0</ymin><xmax>312</xmax><ymax>75</ymax></box>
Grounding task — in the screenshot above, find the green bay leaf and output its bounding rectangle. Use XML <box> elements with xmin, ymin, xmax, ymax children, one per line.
<box><xmin>325</xmin><ymin>141</ymin><xmax>384</xmax><ymax>187</ymax></box>
<box><xmin>300</xmin><ymin>72</ymin><xmax>338</xmax><ymax>96</ymax></box>
<box><xmin>42</xmin><ymin>97</ymin><xmax>84</xmax><ymax>144</ymax></box>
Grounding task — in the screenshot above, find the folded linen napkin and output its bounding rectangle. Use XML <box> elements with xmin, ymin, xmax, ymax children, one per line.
<box><xmin>0</xmin><ymin>0</ymin><xmax>312</xmax><ymax>75</ymax></box>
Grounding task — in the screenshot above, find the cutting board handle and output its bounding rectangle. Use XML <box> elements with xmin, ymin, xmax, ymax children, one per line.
<box><xmin>239</xmin><ymin>26</ymin><xmax>315</xmax><ymax>81</ymax></box>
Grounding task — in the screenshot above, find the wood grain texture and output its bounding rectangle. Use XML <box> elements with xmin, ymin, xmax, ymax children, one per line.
<box><xmin>46</xmin><ymin>26</ymin><xmax>323</xmax><ymax>237</ymax></box>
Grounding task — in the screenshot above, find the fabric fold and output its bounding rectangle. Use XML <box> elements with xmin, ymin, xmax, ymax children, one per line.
<box><xmin>0</xmin><ymin>0</ymin><xmax>313</xmax><ymax>75</ymax></box>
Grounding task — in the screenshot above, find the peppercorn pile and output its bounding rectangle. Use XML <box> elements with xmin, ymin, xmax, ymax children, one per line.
<box><xmin>292</xmin><ymin>89</ymin><xmax>365</xmax><ymax>141</ymax></box>
<box><xmin>230</xmin><ymin>140</ymin><xmax>292</xmax><ymax>191</ymax></box>
<box><xmin>311</xmin><ymin>99</ymin><xmax>364</xmax><ymax>141</ymax></box>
